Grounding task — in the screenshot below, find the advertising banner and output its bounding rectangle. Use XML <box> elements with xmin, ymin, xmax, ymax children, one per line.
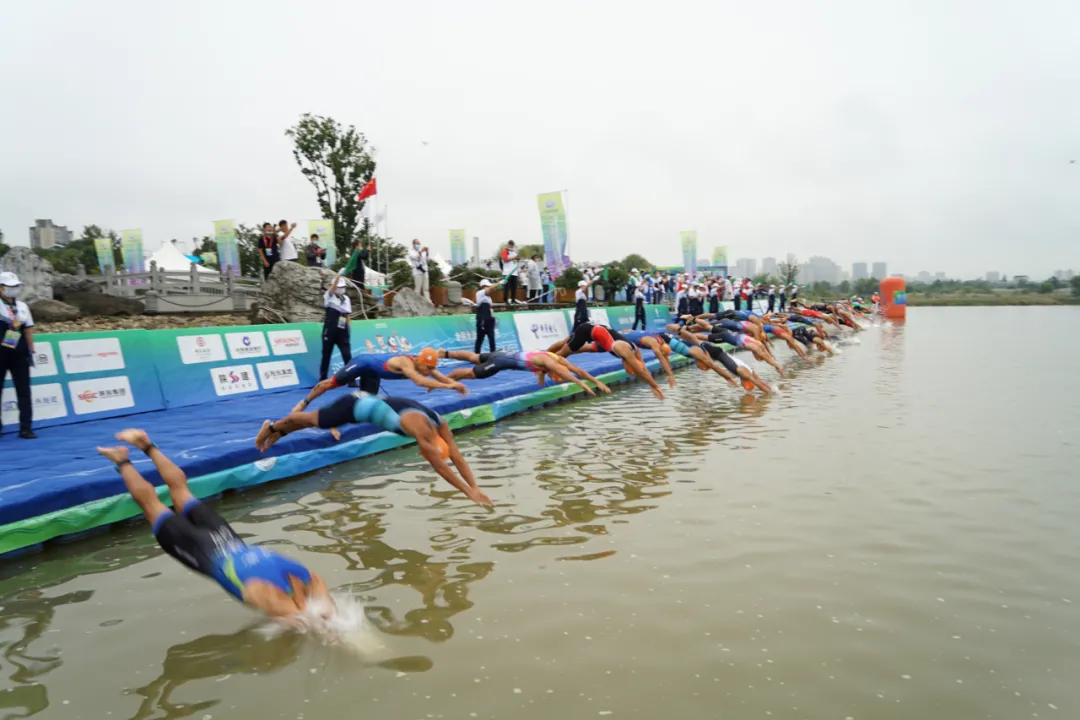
<box><xmin>308</xmin><ymin>219</ymin><xmax>336</xmax><ymax>268</ymax></box>
<box><xmin>94</xmin><ymin>237</ymin><xmax>114</xmax><ymax>274</ymax></box>
<box><xmin>121</xmin><ymin>229</ymin><xmax>146</xmax><ymax>284</ymax></box>
<box><xmin>214</xmin><ymin>220</ymin><xmax>240</xmax><ymax>278</ymax></box>
<box><xmin>681</xmin><ymin>231</ymin><xmax>697</xmax><ymax>275</ymax></box>
<box><xmin>449</xmin><ymin>230</ymin><xmax>467</xmax><ymax>266</ymax></box>
<box><xmin>711</xmin><ymin>245</ymin><xmax>727</xmax><ymax>268</ymax></box>
<box><xmin>513</xmin><ymin>310</ymin><xmax>570</xmax><ymax>351</ymax></box>
<box><xmin>1</xmin><ymin>330</ymin><xmax>165</xmax><ymax>430</ymax></box>
<box><xmin>537</xmin><ymin>192</ymin><xmax>570</xmax><ymax>279</ymax></box>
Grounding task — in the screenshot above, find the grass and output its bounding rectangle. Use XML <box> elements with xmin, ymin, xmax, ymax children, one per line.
<box><xmin>906</xmin><ymin>293</ymin><xmax>1079</xmax><ymax>307</ymax></box>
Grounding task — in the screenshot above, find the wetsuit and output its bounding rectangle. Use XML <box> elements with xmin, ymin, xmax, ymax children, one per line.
<box><xmin>469</xmin><ymin>350</ymin><xmax>550</xmax><ymax>379</ymax></box>
<box><xmin>709</xmin><ymin>329</ymin><xmax>754</xmax><ymax>349</ymax></box>
<box><xmin>316</xmin><ymin>393</ymin><xmax>442</xmax><ymax>434</ymax></box>
<box><xmin>567</xmin><ymin>323</ymin><xmax>616</xmax><ymax>353</ymax></box>
<box><xmin>329</xmin><ymin>354</ymin><xmax>406</xmax><ymax>395</ymax></box>
<box><xmin>152</xmin><ymin>502</ymin><xmax>310</xmax><ymax>601</ymax></box>
<box><xmin>717</xmin><ymin>318</ymin><xmax>754</xmax><ymax>335</ymax></box>
<box><xmin>792</xmin><ymin>326</ymin><xmax>817</xmax><ymax>347</ymax></box>
<box><xmin>700</xmin><ymin>341</ymin><xmax>740</xmax><ymax>376</ymax></box>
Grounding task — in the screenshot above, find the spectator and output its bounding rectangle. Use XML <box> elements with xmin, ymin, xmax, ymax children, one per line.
<box><xmin>540</xmin><ymin>267</ymin><xmax>551</xmax><ymax>303</ymax></box>
<box><xmin>501</xmin><ymin>240</ymin><xmax>520</xmax><ymax>304</ymax></box>
<box><xmin>484</xmin><ymin>260</ymin><xmax>495</xmax><ymax>273</ymax></box>
<box><xmin>408</xmin><ymin>239</ymin><xmax>430</xmax><ymax>301</ymax></box>
<box><xmin>258</xmin><ymin>222</ymin><xmax>279</xmax><ymax>279</ymax></box>
<box><xmin>306</xmin><ymin>234</ymin><xmax>327</xmax><ymax>268</ymax></box>
<box><xmin>278</xmin><ymin>220</ymin><xmax>298</xmax><ymax>262</ymax></box>
<box><xmin>526</xmin><ymin>255</ymin><xmax>543</xmax><ymax>302</ymax></box>
<box><xmin>0</xmin><ymin>272</ymin><xmax>36</xmax><ymax>439</ymax></box>
<box><xmin>343</xmin><ymin>239</ymin><xmax>370</xmax><ymax>290</ymax></box>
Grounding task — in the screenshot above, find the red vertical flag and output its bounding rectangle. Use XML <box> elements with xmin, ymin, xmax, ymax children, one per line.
<box><xmin>358</xmin><ymin>178</ymin><xmax>377</xmax><ymax>201</ymax></box>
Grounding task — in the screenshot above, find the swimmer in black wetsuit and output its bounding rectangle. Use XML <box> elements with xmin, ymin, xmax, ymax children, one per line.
<box><xmin>548</xmin><ymin>323</ymin><xmax>665</xmax><ymax>400</ymax></box>
<box><xmin>791</xmin><ymin>324</ymin><xmax>835</xmax><ymax>355</ymax></box>
<box><xmin>256</xmin><ymin>393</ymin><xmax>493</xmax><ymax>507</ymax></box>
<box><xmin>290</xmin><ymin>347</ymin><xmax>466</xmax><ymax>414</ymax></box>
<box><xmin>440</xmin><ymin>349</ymin><xmax>610</xmax><ymax>395</ymax></box>
<box><xmin>98</xmin><ymin>430</ymin><xmax>333</xmax><ymax>621</ymax></box>
<box><xmin>676</xmin><ymin>332</ymin><xmax>774</xmax><ymax>394</ymax></box>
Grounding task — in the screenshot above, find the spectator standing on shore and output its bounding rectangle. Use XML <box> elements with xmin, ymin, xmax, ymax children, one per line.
<box><xmin>408</xmin><ymin>239</ymin><xmax>430</xmax><ymax>301</ymax></box>
<box><xmin>501</xmin><ymin>241</ymin><xmax>520</xmax><ymax>304</ymax></box>
<box><xmin>0</xmin><ymin>272</ymin><xmax>36</xmax><ymax>440</ymax></box>
<box><xmin>526</xmin><ymin>254</ymin><xmax>542</xmax><ymax>301</ymax></box>
<box><xmin>258</xmin><ymin>223</ymin><xmax>279</xmax><ymax>279</ymax></box>
<box><xmin>319</xmin><ymin>273</ymin><xmax>352</xmax><ymax>381</ymax></box>
<box><xmin>306</xmin><ymin>234</ymin><xmax>327</xmax><ymax>268</ymax></box>
<box><xmin>278</xmin><ymin>220</ymin><xmax>298</xmax><ymax>263</ymax></box>
<box><xmin>343</xmin><ymin>239</ymin><xmax>369</xmax><ymax>290</ymax></box>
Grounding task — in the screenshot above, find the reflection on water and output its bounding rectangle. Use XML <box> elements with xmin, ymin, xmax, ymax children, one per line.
<box><xmin>3</xmin><ymin>308</ymin><xmax>1080</xmax><ymax>720</ymax></box>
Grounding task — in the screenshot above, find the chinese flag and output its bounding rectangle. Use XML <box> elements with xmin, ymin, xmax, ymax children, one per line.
<box><xmin>358</xmin><ymin>178</ymin><xmax>377</xmax><ymax>201</ymax></box>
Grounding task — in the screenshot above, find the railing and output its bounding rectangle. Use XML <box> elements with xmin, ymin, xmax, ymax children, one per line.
<box><xmin>76</xmin><ymin>263</ymin><xmax>263</xmax><ymax>313</ymax></box>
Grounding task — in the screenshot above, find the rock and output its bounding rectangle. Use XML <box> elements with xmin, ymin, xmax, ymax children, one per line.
<box><xmin>35</xmin><ymin>313</ymin><xmax>250</xmax><ymax>333</ymax></box>
<box><xmin>446</xmin><ymin>280</ymin><xmax>463</xmax><ymax>305</ymax></box>
<box><xmin>390</xmin><ymin>288</ymin><xmax>436</xmax><ymax>318</ymax></box>
<box><xmin>0</xmin><ymin>247</ymin><xmax>54</xmax><ymax>302</ymax></box>
<box><xmin>252</xmin><ymin>260</ymin><xmax>386</xmax><ymax>324</ymax></box>
<box><xmin>62</xmin><ymin>292</ymin><xmax>145</xmax><ymax>316</ymax></box>
<box><xmin>53</xmin><ymin>273</ymin><xmax>103</xmax><ymax>300</ymax></box>
<box><xmin>28</xmin><ymin>299</ymin><xmax>82</xmax><ymax>322</ymax></box>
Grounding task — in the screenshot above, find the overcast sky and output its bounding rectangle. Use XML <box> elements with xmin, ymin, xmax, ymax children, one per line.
<box><xmin>2</xmin><ymin>0</ymin><xmax>1078</xmax><ymax>278</ymax></box>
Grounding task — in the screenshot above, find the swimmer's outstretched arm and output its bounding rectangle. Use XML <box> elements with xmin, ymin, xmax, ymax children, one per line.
<box><xmin>623</xmin><ymin>351</ymin><xmax>663</xmax><ymax>400</ymax></box>
<box><xmin>293</xmin><ymin>378</ymin><xmax>336</xmax><ymax>412</ymax></box>
<box><xmin>399</xmin><ymin>365</ymin><xmax>467</xmax><ymax>394</ymax></box>
<box><xmin>412</xmin><ymin>418</ymin><xmax>491</xmax><ymax>507</ymax></box>
<box><xmin>647</xmin><ymin>340</ymin><xmax>677</xmax><ymax>387</ymax></box>
<box><xmin>557</xmin><ymin>357</ymin><xmax>611</xmax><ymax>394</ymax></box>
<box><xmin>539</xmin><ymin>358</ymin><xmax>596</xmax><ymax>396</ymax></box>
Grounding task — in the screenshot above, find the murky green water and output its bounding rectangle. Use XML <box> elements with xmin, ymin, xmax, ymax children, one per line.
<box><xmin>3</xmin><ymin>307</ymin><xmax>1080</xmax><ymax>720</ymax></box>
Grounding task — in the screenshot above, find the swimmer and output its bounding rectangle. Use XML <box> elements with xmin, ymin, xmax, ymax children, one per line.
<box><xmin>677</xmin><ymin>332</ymin><xmax>774</xmax><ymax>393</ymax></box>
<box><xmin>619</xmin><ymin>330</ymin><xmax>678</xmax><ymax>387</ymax></box>
<box><xmin>291</xmin><ymin>348</ymin><xmax>465</xmax><ymax>413</ymax></box>
<box><xmin>98</xmin><ymin>430</ymin><xmax>333</xmax><ymax>621</ymax></box>
<box><xmin>652</xmin><ymin>329</ymin><xmax>739</xmax><ymax>386</ymax></box>
<box><xmin>440</xmin><ymin>349</ymin><xmax>611</xmax><ymax>395</ymax></box>
<box><xmin>549</xmin><ymin>323</ymin><xmax>665</xmax><ymax>400</ymax></box>
<box><xmin>761</xmin><ymin>322</ymin><xmax>809</xmax><ymax>359</ymax></box>
<box><xmin>681</xmin><ymin>326</ymin><xmax>785</xmax><ymax>376</ymax></box>
<box><xmin>256</xmin><ymin>393</ymin><xmax>493</xmax><ymax>507</ymax></box>
<box><xmin>791</xmin><ymin>324</ymin><xmax>835</xmax><ymax>355</ymax></box>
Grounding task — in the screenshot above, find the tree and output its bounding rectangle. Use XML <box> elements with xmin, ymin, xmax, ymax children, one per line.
<box><xmin>853</xmin><ymin>277</ymin><xmax>878</xmax><ymax>298</ymax></box>
<box><xmin>285</xmin><ymin>113</ymin><xmax>377</xmax><ymax>259</ymax></box>
<box><xmin>621</xmin><ymin>253</ymin><xmax>653</xmax><ymax>272</ymax></box>
<box><xmin>837</xmin><ymin>280</ymin><xmax>851</xmax><ymax>295</ymax></box>
<box><xmin>554</xmin><ymin>266</ymin><xmax>585</xmax><ymax>290</ymax></box>
<box><xmin>601</xmin><ymin>263</ymin><xmax>630</xmax><ymax>301</ymax></box>
<box><xmin>1038</xmin><ymin>281</ymin><xmax>1054</xmax><ymax>294</ymax></box>
<box><xmin>517</xmin><ymin>244</ymin><xmax>545</xmax><ymax>261</ymax></box>
<box><xmin>1071</xmin><ymin>275</ymin><xmax>1080</xmax><ymax>297</ymax></box>
<box><xmin>777</xmin><ymin>257</ymin><xmax>799</xmax><ymax>285</ymax></box>
<box><xmin>0</xmin><ymin>242</ymin><xmax>9</xmax><ymax>261</ymax></box>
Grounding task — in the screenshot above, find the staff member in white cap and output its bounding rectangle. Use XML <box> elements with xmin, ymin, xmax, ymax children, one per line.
<box><xmin>467</xmin><ymin>278</ymin><xmax>497</xmax><ymax>353</ymax></box>
<box><xmin>318</xmin><ymin>272</ymin><xmax>352</xmax><ymax>382</ymax></box>
<box><xmin>0</xmin><ymin>272</ymin><xmax>37</xmax><ymax>439</ymax></box>
<box><xmin>573</xmin><ymin>278</ymin><xmax>592</xmax><ymax>330</ymax></box>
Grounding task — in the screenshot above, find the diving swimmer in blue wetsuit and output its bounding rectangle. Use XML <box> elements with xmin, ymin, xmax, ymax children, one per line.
<box><xmin>97</xmin><ymin>430</ymin><xmax>333</xmax><ymax>621</ymax></box>
<box><xmin>256</xmin><ymin>394</ymin><xmax>493</xmax><ymax>507</ymax></box>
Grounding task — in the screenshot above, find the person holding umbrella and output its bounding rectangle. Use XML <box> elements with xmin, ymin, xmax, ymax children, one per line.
<box><xmin>0</xmin><ymin>272</ymin><xmax>37</xmax><ymax>439</ymax></box>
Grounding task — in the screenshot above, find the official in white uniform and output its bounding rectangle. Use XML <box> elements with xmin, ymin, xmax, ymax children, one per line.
<box><xmin>408</xmin><ymin>239</ymin><xmax>430</xmax><ymax>301</ymax></box>
<box><xmin>0</xmin><ymin>272</ymin><xmax>37</xmax><ymax>439</ymax></box>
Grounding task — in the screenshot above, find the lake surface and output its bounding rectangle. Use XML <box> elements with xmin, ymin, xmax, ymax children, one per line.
<box><xmin>3</xmin><ymin>307</ymin><xmax>1080</xmax><ymax>720</ymax></box>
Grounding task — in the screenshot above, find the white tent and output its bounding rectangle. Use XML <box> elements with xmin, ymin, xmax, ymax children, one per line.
<box><xmin>148</xmin><ymin>242</ymin><xmax>217</xmax><ymax>274</ymax></box>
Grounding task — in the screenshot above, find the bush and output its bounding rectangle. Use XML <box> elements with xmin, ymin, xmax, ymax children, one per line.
<box><xmin>389</xmin><ymin>259</ymin><xmax>446</xmax><ymax>289</ymax></box>
<box><xmin>602</xmin><ymin>264</ymin><xmax>630</xmax><ymax>300</ymax></box>
<box><xmin>555</xmin><ymin>266</ymin><xmax>584</xmax><ymax>290</ymax></box>
<box><xmin>451</xmin><ymin>263</ymin><xmax>502</xmax><ymax>289</ymax></box>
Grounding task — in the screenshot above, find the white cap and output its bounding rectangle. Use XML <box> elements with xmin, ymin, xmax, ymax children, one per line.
<box><xmin>335</xmin><ymin>277</ymin><xmax>347</xmax><ymax>288</ymax></box>
<box><xmin>578</xmin><ymin>280</ymin><xmax>588</xmax><ymax>288</ymax></box>
<box><xmin>631</xmin><ymin>268</ymin><xmax>639</xmax><ymax>272</ymax></box>
<box><xmin>479</xmin><ymin>279</ymin><xmax>493</xmax><ymax>288</ymax></box>
<box><xmin>0</xmin><ymin>272</ymin><xmax>23</xmax><ymax>287</ymax></box>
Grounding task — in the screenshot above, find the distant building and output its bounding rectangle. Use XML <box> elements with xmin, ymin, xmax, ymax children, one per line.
<box><xmin>915</xmin><ymin>271</ymin><xmax>932</xmax><ymax>284</ymax></box>
<box><xmin>761</xmin><ymin>257</ymin><xmax>777</xmax><ymax>277</ymax></box>
<box><xmin>852</xmin><ymin>262</ymin><xmax>868</xmax><ymax>280</ymax></box>
<box><xmin>805</xmin><ymin>256</ymin><xmax>841</xmax><ymax>284</ymax></box>
<box><xmin>934</xmin><ymin>271</ymin><xmax>946</xmax><ymax>281</ymax></box>
<box><xmin>1013</xmin><ymin>275</ymin><xmax>1030</xmax><ymax>284</ymax></box>
<box><xmin>29</xmin><ymin>219</ymin><xmax>72</xmax><ymax>249</ymax></box>
<box><xmin>1053</xmin><ymin>269</ymin><xmax>1075</xmax><ymax>281</ymax></box>
<box><xmin>734</xmin><ymin>258</ymin><xmax>757</xmax><ymax>279</ymax></box>
<box><xmin>986</xmin><ymin>271</ymin><xmax>1001</xmax><ymax>283</ymax></box>
<box><xmin>871</xmin><ymin>261</ymin><xmax>887</xmax><ymax>279</ymax></box>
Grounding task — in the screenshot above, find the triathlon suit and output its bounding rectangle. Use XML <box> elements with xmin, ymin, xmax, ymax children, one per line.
<box><xmin>153</xmin><ymin>502</ymin><xmax>311</xmax><ymax>601</ymax></box>
<box><xmin>710</xmin><ymin>329</ymin><xmax>754</xmax><ymax>349</ymax></box>
<box><xmin>316</xmin><ymin>393</ymin><xmax>442</xmax><ymax>434</ymax></box>
<box><xmin>700</xmin><ymin>341</ymin><xmax>740</xmax><ymax>376</ymax></box>
<box><xmin>568</xmin><ymin>323</ymin><xmax>616</xmax><ymax>353</ymax></box>
<box><xmin>330</xmin><ymin>354</ymin><xmax>407</xmax><ymax>394</ymax></box>
<box><xmin>762</xmin><ymin>323</ymin><xmax>790</xmax><ymax>338</ymax></box>
<box><xmin>470</xmin><ymin>350</ymin><xmax>551</xmax><ymax>379</ymax></box>
<box><xmin>792</xmin><ymin>326</ymin><xmax>816</xmax><ymax>347</ymax></box>
<box><xmin>717</xmin><ymin>319</ymin><xmax>754</xmax><ymax>334</ymax></box>
<box><xmin>732</xmin><ymin>310</ymin><xmax>760</xmax><ymax>322</ymax></box>
<box><xmin>712</xmin><ymin>309</ymin><xmax>739</xmax><ymax>321</ymax></box>
<box><xmin>788</xmin><ymin>313</ymin><xmax>820</xmax><ymax>326</ymax></box>
<box><xmin>654</xmin><ymin>331</ymin><xmax>694</xmax><ymax>360</ymax></box>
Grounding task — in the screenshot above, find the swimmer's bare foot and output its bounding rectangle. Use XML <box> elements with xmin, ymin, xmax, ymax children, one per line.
<box><xmin>255</xmin><ymin>420</ymin><xmax>273</xmax><ymax>452</ymax></box>
<box><xmin>329</xmin><ymin>428</ymin><xmax>341</xmax><ymax>442</ymax></box>
<box><xmin>97</xmin><ymin>446</ymin><xmax>130</xmax><ymax>465</ymax></box>
<box><xmin>115</xmin><ymin>429</ymin><xmax>151</xmax><ymax>451</ymax></box>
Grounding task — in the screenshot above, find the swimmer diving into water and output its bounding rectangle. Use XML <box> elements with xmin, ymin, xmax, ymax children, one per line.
<box><xmin>98</xmin><ymin>430</ymin><xmax>333</xmax><ymax>622</ymax></box>
<box><xmin>439</xmin><ymin>349</ymin><xmax>611</xmax><ymax>395</ymax></box>
<box><xmin>256</xmin><ymin>393</ymin><xmax>493</xmax><ymax>507</ymax></box>
<box><xmin>548</xmin><ymin>323</ymin><xmax>665</xmax><ymax>399</ymax></box>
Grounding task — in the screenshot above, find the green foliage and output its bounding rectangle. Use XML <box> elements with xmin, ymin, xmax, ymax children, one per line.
<box><xmin>285</xmin><ymin>113</ymin><xmax>377</xmax><ymax>259</ymax></box>
<box><xmin>777</xmin><ymin>258</ymin><xmax>799</xmax><ymax>285</ymax></box>
<box><xmin>837</xmin><ymin>280</ymin><xmax>851</xmax><ymax>294</ymax></box>
<box><xmin>555</xmin><ymin>265</ymin><xmax>584</xmax><ymax>290</ymax></box>
<box><xmin>428</xmin><ymin>259</ymin><xmax>446</xmax><ymax>287</ymax></box>
<box><xmin>360</xmin><ymin>235</ymin><xmax>407</xmax><ymax>276</ymax></box>
<box><xmin>0</xmin><ymin>242</ymin><xmax>9</xmax><ymax>260</ymax></box>
<box><xmin>517</xmin><ymin>244</ymin><xmax>545</xmax><ymax>261</ymax></box>
<box><xmin>28</xmin><ymin>225</ymin><xmax>123</xmax><ymax>275</ymax></box>
<box><xmin>601</xmin><ymin>264</ymin><xmax>629</xmax><ymax>300</ymax></box>
<box><xmin>621</xmin><ymin>253</ymin><xmax>652</xmax><ymax>272</ymax></box>
<box><xmin>1038</xmin><ymin>281</ymin><xmax>1054</xmax><ymax>294</ymax></box>
<box><xmin>193</xmin><ymin>236</ymin><xmax>219</xmax><ymax>270</ymax></box>
<box><xmin>451</xmin><ymin>263</ymin><xmax>502</xmax><ymax>290</ymax></box>
<box><xmin>234</xmin><ymin>223</ymin><xmax>269</xmax><ymax>278</ymax></box>
<box><xmin>387</xmin><ymin>259</ymin><xmax>445</xmax><ymax>289</ymax></box>
<box><xmin>853</xmin><ymin>277</ymin><xmax>879</xmax><ymax>298</ymax></box>
<box><xmin>1072</xmin><ymin>275</ymin><xmax>1080</xmax><ymax>297</ymax></box>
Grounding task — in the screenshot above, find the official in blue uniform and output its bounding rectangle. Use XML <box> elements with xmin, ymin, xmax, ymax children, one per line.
<box><xmin>0</xmin><ymin>272</ymin><xmax>36</xmax><ymax>439</ymax></box>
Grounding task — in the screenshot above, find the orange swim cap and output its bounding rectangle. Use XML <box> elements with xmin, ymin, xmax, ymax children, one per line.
<box><xmin>434</xmin><ymin>435</ymin><xmax>451</xmax><ymax>461</ymax></box>
<box><xmin>661</xmin><ymin>343</ymin><xmax>672</xmax><ymax>356</ymax></box>
<box><xmin>417</xmin><ymin>347</ymin><xmax>439</xmax><ymax>368</ymax></box>
<box><xmin>695</xmin><ymin>359</ymin><xmax>710</xmax><ymax>371</ymax></box>
<box><xmin>741</xmin><ymin>378</ymin><xmax>756</xmax><ymax>391</ymax></box>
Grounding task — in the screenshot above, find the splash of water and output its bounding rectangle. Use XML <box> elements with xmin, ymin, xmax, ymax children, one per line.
<box><xmin>258</xmin><ymin>592</ymin><xmax>386</xmax><ymax>659</ymax></box>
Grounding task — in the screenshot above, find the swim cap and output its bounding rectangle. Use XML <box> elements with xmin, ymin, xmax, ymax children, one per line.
<box><xmin>695</xmin><ymin>359</ymin><xmax>710</xmax><ymax>371</ymax></box>
<box><xmin>434</xmin><ymin>435</ymin><xmax>451</xmax><ymax>461</ymax></box>
<box><xmin>417</xmin><ymin>347</ymin><xmax>439</xmax><ymax>368</ymax></box>
<box><xmin>661</xmin><ymin>343</ymin><xmax>672</xmax><ymax>356</ymax></box>
<box><xmin>741</xmin><ymin>378</ymin><xmax>756</xmax><ymax>391</ymax></box>
<box><xmin>590</xmin><ymin>326</ymin><xmax>615</xmax><ymax>352</ymax></box>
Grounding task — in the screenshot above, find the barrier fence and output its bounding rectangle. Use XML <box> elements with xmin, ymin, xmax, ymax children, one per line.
<box><xmin>2</xmin><ymin>305</ymin><xmax>672</xmax><ymax>430</ymax></box>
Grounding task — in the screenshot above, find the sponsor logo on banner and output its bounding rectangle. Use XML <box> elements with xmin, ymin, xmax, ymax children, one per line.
<box><xmin>225</xmin><ymin>331</ymin><xmax>269</xmax><ymax>359</ymax></box>
<box><xmin>68</xmin><ymin>376</ymin><xmax>135</xmax><ymax>416</ymax></box>
<box><xmin>210</xmin><ymin>365</ymin><xmax>258</xmax><ymax>396</ymax></box>
<box><xmin>1</xmin><ymin>383</ymin><xmax>67</xmax><ymax>426</ymax></box>
<box><xmin>30</xmin><ymin>341</ymin><xmax>58</xmax><ymax>378</ymax></box>
<box><xmin>58</xmin><ymin>338</ymin><xmax>125</xmax><ymax>374</ymax></box>
<box><xmin>513</xmin><ymin>311</ymin><xmax>569</xmax><ymax>351</ymax></box>
<box><xmin>267</xmin><ymin>330</ymin><xmax>308</xmax><ymax>356</ymax></box>
<box><xmin>177</xmin><ymin>334</ymin><xmax>227</xmax><ymax>364</ymax></box>
<box><xmin>257</xmin><ymin>360</ymin><xmax>300</xmax><ymax>389</ymax></box>
<box><xmin>588</xmin><ymin>308</ymin><xmax>611</xmax><ymax>328</ymax></box>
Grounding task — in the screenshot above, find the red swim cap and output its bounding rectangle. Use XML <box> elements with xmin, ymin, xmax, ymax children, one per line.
<box><xmin>590</xmin><ymin>326</ymin><xmax>614</xmax><ymax>352</ymax></box>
